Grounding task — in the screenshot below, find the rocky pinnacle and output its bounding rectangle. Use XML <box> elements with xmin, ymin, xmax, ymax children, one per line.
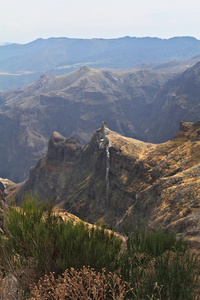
<box><xmin>99</xmin><ymin>122</ymin><xmax>111</xmax><ymax>204</ymax></box>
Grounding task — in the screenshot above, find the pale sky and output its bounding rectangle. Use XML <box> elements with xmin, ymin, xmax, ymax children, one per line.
<box><xmin>1</xmin><ymin>0</ymin><xmax>200</xmax><ymax>44</ymax></box>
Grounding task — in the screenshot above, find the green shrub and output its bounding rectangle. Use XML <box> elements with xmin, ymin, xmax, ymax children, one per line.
<box><xmin>0</xmin><ymin>197</ymin><xmax>199</xmax><ymax>299</ymax></box>
<box><xmin>119</xmin><ymin>230</ymin><xmax>199</xmax><ymax>299</ymax></box>
<box><xmin>54</xmin><ymin>221</ymin><xmax>121</xmax><ymax>273</ymax></box>
<box><xmin>0</xmin><ymin>196</ymin><xmax>121</xmax><ymax>287</ymax></box>
<box><xmin>126</xmin><ymin>229</ymin><xmax>188</xmax><ymax>257</ymax></box>
<box><xmin>150</xmin><ymin>250</ymin><xmax>198</xmax><ymax>300</ymax></box>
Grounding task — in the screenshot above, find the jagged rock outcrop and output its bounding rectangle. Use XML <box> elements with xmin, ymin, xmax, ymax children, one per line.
<box><xmin>9</xmin><ymin>121</ymin><xmax>200</xmax><ymax>244</ymax></box>
<box><xmin>13</xmin><ymin>133</ymin><xmax>83</xmax><ymax>204</ymax></box>
<box><xmin>46</xmin><ymin>132</ymin><xmax>82</xmax><ymax>163</ymax></box>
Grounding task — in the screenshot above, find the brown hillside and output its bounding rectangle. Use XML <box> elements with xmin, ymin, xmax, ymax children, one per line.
<box><xmin>6</xmin><ymin>121</ymin><xmax>200</xmax><ymax>245</ymax></box>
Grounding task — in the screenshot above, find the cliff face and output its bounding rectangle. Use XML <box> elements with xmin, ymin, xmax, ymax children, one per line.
<box><xmin>10</xmin><ymin>121</ymin><xmax>200</xmax><ymax>243</ymax></box>
<box><xmin>143</xmin><ymin>61</ymin><xmax>200</xmax><ymax>142</ymax></box>
<box><xmin>16</xmin><ymin>132</ymin><xmax>83</xmax><ymax>204</ymax></box>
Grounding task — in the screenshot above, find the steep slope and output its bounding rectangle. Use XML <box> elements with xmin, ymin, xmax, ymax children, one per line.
<box><xmin>2</xmin><ymin>61</ymin><xmax>200</xmax><ymax>182</ymax></box>
<box><xmin>1</xmin><ymin>36</ymin><xmax>200</xmax><ymax>90</ymax></box>
<box><xmin>144</xmin><ymin>61</ymin><xmax>200</xmax><ymax>142</ymax></box>
<box><xmin>0</xmin><ymin>67</ymin><xmax>168</xmax><ymax>181</ymax></box>
<box><xmin>10</xmin><ymin>122</ymin><xmax>200</xmax><ymax>243</ymax></box>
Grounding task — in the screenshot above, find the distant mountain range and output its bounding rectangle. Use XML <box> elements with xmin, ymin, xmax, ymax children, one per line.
<box><xmin>1</xmin><ymin>61</ymin><xmax>200</xmax><ymax>182</ymax></box>
<box><xmin>0</xmin><ymin>42</ymin><xmax>12</xmax><ymax>47</ymax></box>
<box><xmin>1</xmin><ymin>36</ymin><xmax>200</xmax><ymax>90</ymax></box>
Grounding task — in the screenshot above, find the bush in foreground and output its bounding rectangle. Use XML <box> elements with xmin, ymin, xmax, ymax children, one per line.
<box><xmin>0</xmin><ymin>196</ymin><xmax>121</xmax><ymax>289</ymax></box>
<box><xmin>30</xmin><ymin>266</ymin><xmax>134</xmax><ymax>299</ymax></box>
<box><xmin>0</xmin><ymin>197</ymin><xmax>199</xmax><ymax>299</ymax></box>
<box><xmin>119</xmin><ymin>230</ymin><xmax>199</xmax><ymax>299</ymax></box>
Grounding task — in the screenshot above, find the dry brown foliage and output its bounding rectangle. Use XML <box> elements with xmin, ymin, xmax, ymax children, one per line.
<box><xmin>30</xmin><ymin>266</ymin><xmax>134</xmax><ymax>299</ymax></box>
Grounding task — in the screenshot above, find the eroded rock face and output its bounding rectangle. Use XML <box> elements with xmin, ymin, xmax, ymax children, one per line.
<box><xmin>179</xmin><ymin>121</ymin><xmax>193</xmax><ymax>132</ymax></box>
<box><xmin>46</xmin><ymin>131</ymin><xmax>66</xmax><ymax>162</ymax></box>
<box><xmin>46</xmin><ymin>132</ymin><xmax>82</xmax><ymax>163</ymax></box>
<box><xmin>10</xmin><ymin>122</ymin><xmax>200</xmax><ymax>244</ymax></box>
<box><xmin>143</xmin><ymin>61</ymin><xmax>200</xmax><ymax>143</ymax></box>
<box><xmin>15</xmin><ymin>133</ymin><xmax>83</xmax><ymax>205</ymax></box>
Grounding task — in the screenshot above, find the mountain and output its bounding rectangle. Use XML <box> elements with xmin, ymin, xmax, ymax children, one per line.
<box><xmin>1</xmin><ymin>36</ymin><xmax>200</xmax><ymax>90</ymax></box>
<box><xmin>2</xmin><ymin>61</ymin><xmax>200</xmax><ymax>182</ymax></box>
<box><xmin>2</xmin><ymin>60</ymin><xmax>200</xmax><ymax>182</ymax></box>
<box><xmin>143</xmin><ymin>61</ymin><xmax>200</xmax><ymax>142</ymax></box>
<box><xmin>0</xmin><ymin>67</ymin><xmax>168</xmax><ymax>182</ymax></box>
<box><xmin>7</xmin><ymin>121</ymin><xmax>200</xmax><ymax>245</ymax></box>
<box><xmin>135</xmin><ymin>55</ymin><xmax>200</xmax><ymax>74</ymax></box>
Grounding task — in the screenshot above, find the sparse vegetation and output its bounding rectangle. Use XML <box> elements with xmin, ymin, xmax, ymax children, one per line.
<box><xmin>30</xmin><ymin>266</ymin><xmax>134</xmax><ymax>299</ymax></box>
<box><xmin>0</xmin><ymin>196</ymin><xmax>121</xmax><ymax>292</ymax></box>
<box><xmin>119</xmin><ymin>230</ymin><xmax>199</xmax><ymax>299</ymax></box>
<box><xmin>0</xmin><ymin>196</ymin><xmax>199</xmax><ymax>299</ymax></box>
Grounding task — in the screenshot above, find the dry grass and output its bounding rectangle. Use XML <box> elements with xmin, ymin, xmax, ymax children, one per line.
<box><xmin>105</xmin><ymin>128</ymin><xmax>156</xmax><ymax>159</ymax></box>
<box><xmin>30</xmin><ymin>266</ymin><xmax>134</xmax><ymax>300</ymax></box>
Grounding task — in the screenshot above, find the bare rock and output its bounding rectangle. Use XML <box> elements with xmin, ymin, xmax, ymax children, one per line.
<box><xmin>46</xmin><ymin>131</ymin><xmax>82</xmax><ymax>163</ymax></box>
<box><xmin>1</xmin><ymin>274</ymin><xmax>22</xmax><ymax>300</ymax></box>
<box><xmin>179</xmin><ymin>121</ymin><xmax>193</xmax><ymax>132</ymax></box>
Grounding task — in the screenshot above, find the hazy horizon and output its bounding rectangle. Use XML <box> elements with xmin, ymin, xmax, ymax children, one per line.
<box><xmin>1</xmin><ymin>0</ymin><xmax>200</xmax><ymax>44</ymax></box>
<box><xmin>1</xmin><ymin>35</ymin><xmax>200</xmax><ymax>46</ymax></box>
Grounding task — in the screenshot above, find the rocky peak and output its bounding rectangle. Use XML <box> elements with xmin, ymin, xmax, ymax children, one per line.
<box><xmin>98</xmin><ymin>122</ymin><xmax>110</xmax><ymax>149</ymax></box>
<box><xmin>46</xmin><ymin>131</ymin><xmax>82</xmax><ymax>164</ymax></box>
<box><xmin>79</xmin><ymin>66</ymin><xmax>91</xmax><ymax>73</ymax></box>
<box><xmin>98</xmin><ymin>122</ymin><xmax>111</xmax><ymax>201</ymax></box>
<box><xmin>64</xmin><ymin>137</ymin><xmax>82</xmax><ymax>162</ymax></box>
<box><xmin>46</xmin><ymin>131</ymin><xmax>66</xmax><ymax>162</ymax></box>
<box><xmin>174</xmin><ymin>120</ymin><xmax>200</xmax><ymax>139</ymax></box>
<box><xmin>36</xmin><ymin>74</ymin><xmax>53</xmax><ymax>89</ymax></box>
<box><xmin>179</xmin><ymin>121</ymin><xmax>193</xmax><ymax>132</ymax></box>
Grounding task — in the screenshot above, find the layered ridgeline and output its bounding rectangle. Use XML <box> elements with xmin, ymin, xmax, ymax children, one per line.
<box><xmin>1</xmin><ymin>36</ymin><xmax>200</xmax><ymax>90</ymax></box>
<box><xmin>6</xmin><ymin>121</ymin><xmax>200</xmax><ymax>244</ymax></box>
<box><xmin>0</xmin><ymin>66</ymin><xmax>168</xmax><ymax>181</ymax></box>
<box><xmin>144</xmin><ymin>60</ymin><xmax>200</xmax><ymax>142</ymax></box>
<box><xmin>2</xmin><ymin>61</ymin><xmax>200</xmax><ymax>182</ymax></box>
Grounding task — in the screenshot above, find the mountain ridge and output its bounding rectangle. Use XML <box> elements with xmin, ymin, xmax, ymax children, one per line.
<box><xmin>6</xmin><ymin>121</ymin><xmax>200</xmax><ymax>246</ymax></box>
<box><xmin>2</xmin><ymin>61</ymin><xmax>200</xmax><ymax>181</ymax></box>
<box><xmin>0</xmin><ymin>66</ymin><xmax>169</xmax><ymax>181</ymax></box>
<box><xmin>1</xmin><ymin>36</ymin><xmax>200</xmax><ymax>90</ymax></box>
